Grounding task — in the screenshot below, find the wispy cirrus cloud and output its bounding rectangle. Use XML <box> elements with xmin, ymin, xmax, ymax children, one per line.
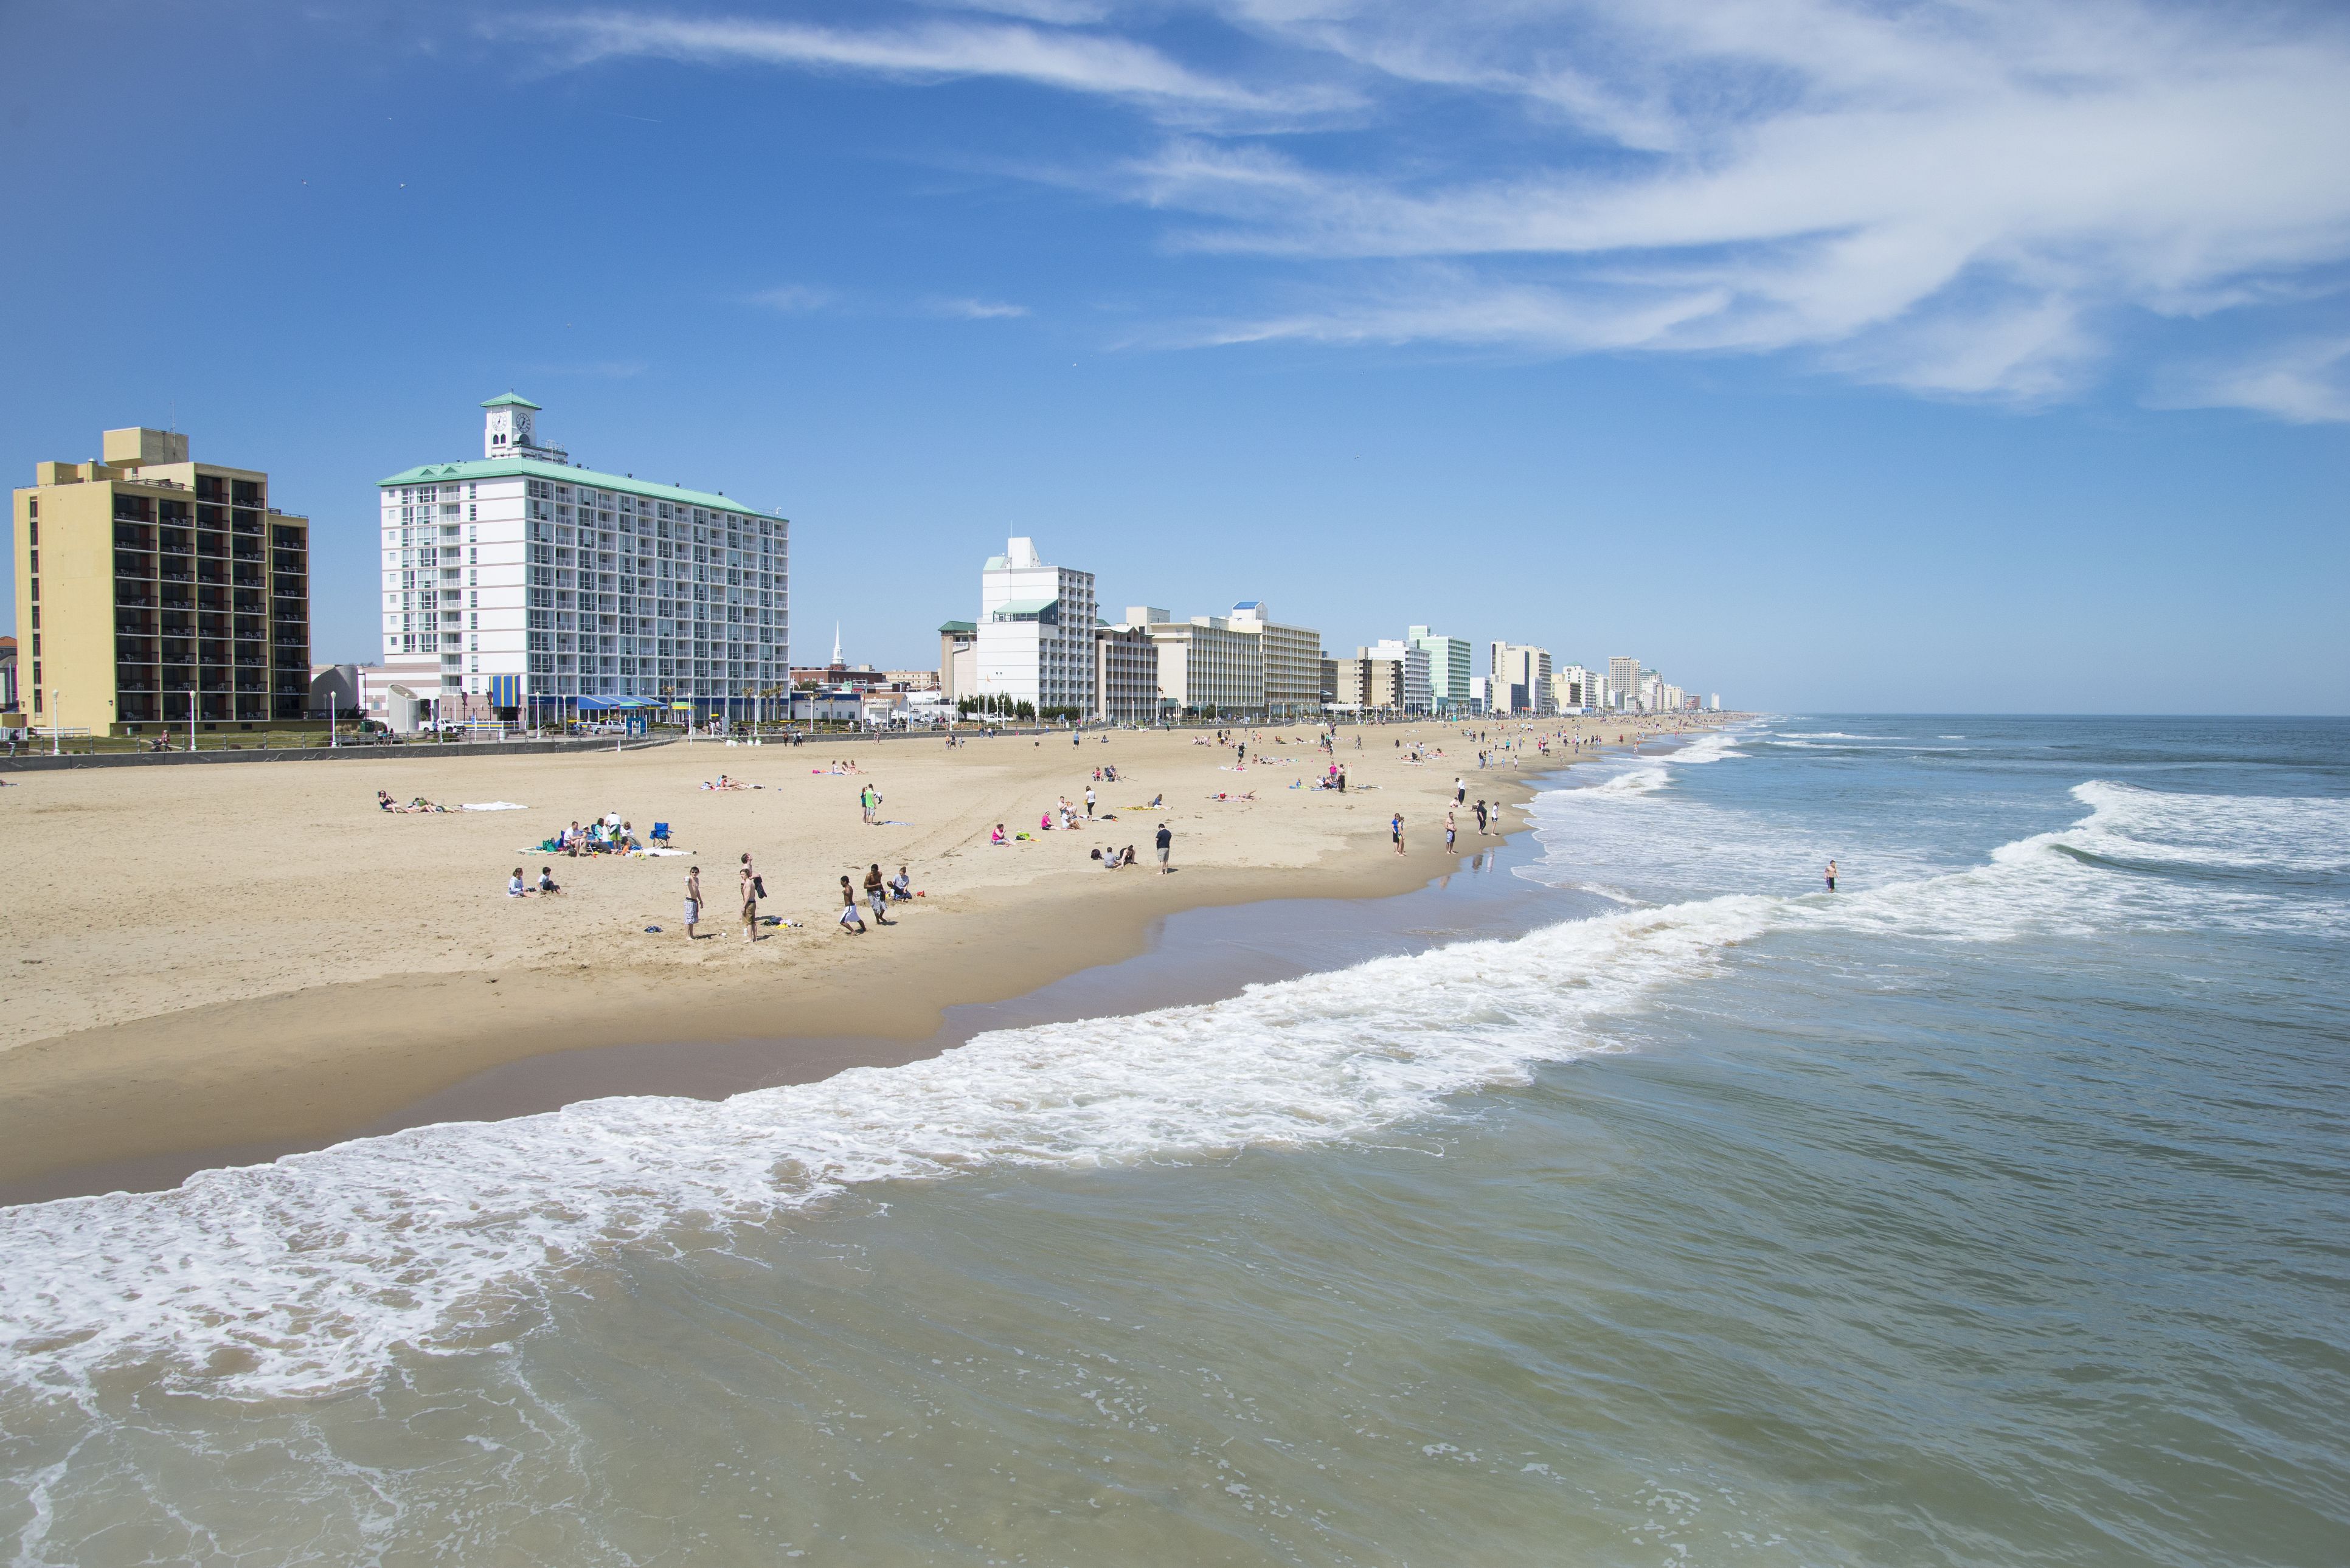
<box><xmin>752</xmin><ymin>283</ymin><xmax>841</xmax><ymax>313</ymax></box>
<box><xmin>2155</xmin><ymin>334</ymin><xmax>2350</xmax><ymax>422</ymax></box>
<box><xmin>924</xmin><ymin>296</ymin><xmax>1030</xmax><ymax>319</ymax></box>
<box><xmin>541</xmin><ymin>0</ymin><xmax>2350</xmax><ymax>418</ymax></box>
<box><xmin>516</xmin><ymin>7</ymin><xmax>1356</xmax><ymax>124</ymax></box>
<box><xmin>749</xmin><ymin>282</ymin><xmax>1030</xmax><ymax>322</ymax></box>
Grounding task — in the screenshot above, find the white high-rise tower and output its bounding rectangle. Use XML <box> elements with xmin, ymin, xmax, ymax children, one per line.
<box><xmin>376</xmin><ymin>395</ymin><xmax>789</xmax><ymax>724</ymax></box>
<box><xmin>975</xmin><ymin>536</ymin><xmax>1097</xmax><ymax>714</ymax></box>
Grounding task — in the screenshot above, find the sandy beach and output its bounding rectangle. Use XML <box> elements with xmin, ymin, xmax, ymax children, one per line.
<box><xmin>0</xmin><ymin>716</ymin><xmax>1717</xmax><ymax>1195</ymax></box>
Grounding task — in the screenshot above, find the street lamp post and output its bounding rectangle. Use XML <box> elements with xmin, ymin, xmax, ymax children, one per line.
<box><xmin>50</xmin><ymin>690</ymin><xmax>61</xmax><ymax>756</ymax></box>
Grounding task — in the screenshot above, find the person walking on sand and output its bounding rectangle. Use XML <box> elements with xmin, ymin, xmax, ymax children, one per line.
<box><xmin>1454</xmin><ymin>776</ymin><xmax>1466</xmax><ymax>806</ymax></box>
<box><xmin>865</xmin><ymin>863</ymin><xmax>895</xmax><ymax>925</ymax></box>
<box><xmin>740</xmin><ymin>860</ymin><xmax>760</xmax><ymax>942</ymax></box>
<box><xmin>1391</xmin><ymin>812</ymin><xmax>1405</xmax><ymax>854</ymax></box>
<box><xmin>1085</xmin><ymin>784</ymin><xmax>1097</xmax><ymax>819</ymax></box>
<box><xmin>837</xmin><ymin>874</ymin><xmax>867</xmax><ymax>934</ymax></box>
<box><xmin>1826</xmin><ymin>858</ymin><xmax>1839</xmax><ymax>893</ymax></box>
<box><xmin>1155</xmin><ymin>821</ymin><xmax>1173</xmax><ymax>873</ymax></box>
<box><xmin>1474</xmin><ymin>799</ymin><xmax>1489</xmax><ymax>835</ymax></box>
<box><xmin>859</xmin><ymin>783</ymin><xmax>878</xmax><ymax>826</ymax></box>
<box><xmin>684</xmin><ymin>866</ymin><xmax>704</xmax><ymax>939</ymax></box>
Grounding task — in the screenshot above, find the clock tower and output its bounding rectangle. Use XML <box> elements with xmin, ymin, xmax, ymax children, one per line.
<box><xmin>480</xmin><ymin>393</ymin><xmax>566</xmax><ymax>462</ymax></box>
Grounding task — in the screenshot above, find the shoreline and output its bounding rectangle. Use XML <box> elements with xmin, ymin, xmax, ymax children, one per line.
<box><xmin>0</xmin><ymin>719</ymin><xmax>1726</xmax><ymax>1204</ymax></box>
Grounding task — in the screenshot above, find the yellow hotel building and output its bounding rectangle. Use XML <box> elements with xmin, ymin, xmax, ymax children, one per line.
<box><xmin>7</xmin><ymin>427</ymin><xmax>311</xmax><ymax>736</ymax></box>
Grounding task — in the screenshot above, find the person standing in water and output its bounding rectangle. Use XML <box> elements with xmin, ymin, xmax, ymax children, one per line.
<box><xmin>1826</xmin><ymin>859</ymin><xmax>1839</xmax><ymax>893</ymax></box>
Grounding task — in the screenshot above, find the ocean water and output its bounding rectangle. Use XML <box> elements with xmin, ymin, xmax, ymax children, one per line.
<box><xmin>2</xmin><ymin>716</ymin><xmax>2345</xmax><ymax>1566</ymax></box>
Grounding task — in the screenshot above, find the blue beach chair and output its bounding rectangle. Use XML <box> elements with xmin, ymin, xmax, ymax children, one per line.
<box><xmin>651</xmin><ymin>821</ymin><xmax>671</xmax><ymax>844</ymax></box>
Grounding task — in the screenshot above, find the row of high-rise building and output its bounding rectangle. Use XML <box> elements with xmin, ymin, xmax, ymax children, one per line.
<box><xmin>5</xmin><ymin>408</ymin><xmax>1714</xmax><ymax>737</ymax></box>
<box><xmin>6</xmin><ymin>396</ymin><xmax>789</xmax><ymax>738</ymax></box>
<box><xmin>934</xmin><ymin>537</ymin><xmax>1719</xmax><ymax>722</ymax></box>
<box><xmin>1474</xmin><ymin>648</ymin><xmax>1712</xmax><ymax>716</ymax></box>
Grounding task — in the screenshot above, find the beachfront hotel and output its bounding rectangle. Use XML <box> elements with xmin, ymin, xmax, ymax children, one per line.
<box><xmin>1227</xmin><ymin>602</ymin><xmax>1325</xmax><ymax>717</ymax></box>
<box><xmin>7</xmin><ymin>427</ymin><xmax>311</xmax><ymax>736</ymax></box>
<box><xmin>1334</xmin><ymin>639</ymin><xmax>1432</xmax><ymax>716</ymax></box>
<box><xmin>1093</xmin><ymin>622</ymin><xmax>1160</xmax><ymax>722</ymax></box>
<box><xmin>1492</xmin><ymin>641</ymin><xmax>1556</xmax><ymax>716</ymax></box>
<box><xmin>375</xmin><ymin>396</ymin><xmax>789</xmax><ymax>724</ymax></box>
<box><xmin>1133</xmin><ymin>609</ymin><xmax>1263</xmax><ymax>717</ymax></box>
<box><xmin>975</xmin><ymin>537</ymin><xmax>1098</xmax><ymax>714</ymax></box>
<box><xmin>1408</xmin><ymin>626</ymin><xmax>1474</xmax><ymax>713</ymax></box>
<box><xmin>1607</xmin><ymin>655</ymin><xmax>1641</xmax><ymax>711</ymax></box>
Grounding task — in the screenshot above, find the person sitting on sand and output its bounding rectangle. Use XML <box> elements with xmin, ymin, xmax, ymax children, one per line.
<box><xmin>1146</xmin><ymin>792</ymin><xmax>1164</xmax><ymax>807</ymax></box>
<box><xmin>538</xmin><ymin>866</ymin><xmax>563</xmax><ymax>894</ymax></box>
<box><xmin>508</xmin><ymin>868</ymin><xmax>530</xmax><ymax>897</ymax></box>
<box><xmin>1039</xmin><ymin>810</ymin><xmax>1054</xmax><ymax>832</ymax></box>
<box><xmin>378</xmin><ymin>790</ymin><xmax>401</xmax><ymax>812</ymax></box>
<box><xmin>991</xmin><ymin>823</ymin><xmax>1009</xmax><ymax>846</ymax></box>
<box><xmin>889</xmin><ymin>866</ymin><xmax>913</xmax><ymax>900</ymax></box>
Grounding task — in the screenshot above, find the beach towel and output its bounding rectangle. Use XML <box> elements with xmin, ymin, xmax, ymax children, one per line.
<box><xmin>461</xmin><ymin>801</ymin><xmax>528</xmax><ymax>812</ymax></box>
<box><xmin>637</xmin><ymin>847</ymin><xmax>690</xmax><ymax>857</ymax></box>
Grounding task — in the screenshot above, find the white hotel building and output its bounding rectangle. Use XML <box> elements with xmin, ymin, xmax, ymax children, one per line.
<box><xmin>376</xmin><ymin>396</ymin><xmax>788</xmax><ymax>720</ymax></box>
<box><xmin>975</xmin><ymin>536</ymin><xmax>1098</xmax><ymax>714</ymax></box>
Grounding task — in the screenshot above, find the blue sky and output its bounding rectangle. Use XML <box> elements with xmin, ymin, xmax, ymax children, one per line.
<box><xmin>3</xmin><ymin>0</ymin><xmax>2345</xmax><ymax>712</ymax></box>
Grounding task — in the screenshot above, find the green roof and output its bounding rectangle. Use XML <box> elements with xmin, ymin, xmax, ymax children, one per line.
<box><xmin>938</xmin><ymin>620</ymin><xmax>977</xmax><ymax>634</ymax></box>
<box><xmin>992</xmin><ymin>598</ymin><xmax>1058</xmax><ymax>618</ymax></box>
<box><xmin>376</xmin><ymin>456</ymin><xmax>782</xmax><ymax>518</ymax></box>
<box><xmin>479</xmin><ymin>393</ymin><xmax>543</xmax><ymax>410</ymax></box>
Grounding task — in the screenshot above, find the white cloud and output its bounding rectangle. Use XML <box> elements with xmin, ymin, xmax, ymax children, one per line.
<box><xmin>926</xmin><ymin>297</ymin><xmax>1031</xmax><ymax>319</ymax></box>
<box><xmin>2156</xmin><ymin>334</ymin><xmax>2350</xmax><ymax>422</ymax></box>
<box><xmin>536</xmin><ymin>1</ymin><xmax>2350</xmax><ymax>416</ymax></box>
<box><xmin>752</xmin><ymin>283</ymin><xmax>839</xmax><ymax>312</ymax></box>
<box><xmin>520</xmin><ymin>8</ymin><xmax>1356</xmax><ymax>124</ymax></box>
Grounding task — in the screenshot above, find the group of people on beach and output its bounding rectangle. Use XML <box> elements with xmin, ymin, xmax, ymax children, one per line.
<box><xmin>829</xmin><ymin>863</ymin><xmax>913</xmax><ymax>934</ymax></box>
<box><xmin>378</xmin><ymin>790</ymin><xmax>447</xmax><ymax>813</ymax></box>
<box><xmin>550</xmin><ymin>814</ymin><xmax>644</xmax><ymax>855</ymax></box>
<box><xmin>670</xmin><ymin>856</ymin><xmax>912</xmax><ymax>940</ymax></box>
